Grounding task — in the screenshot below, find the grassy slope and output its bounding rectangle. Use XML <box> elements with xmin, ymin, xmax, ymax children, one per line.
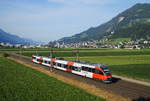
<box><xmin>0</xmin><ymin>56</ymin><xmax>105</xmax><ymax>101</ymax></box>
<box><xmin>104</xmin><ymin>38</ymin><xmax>131</xmax><ymax>44</ymax></box>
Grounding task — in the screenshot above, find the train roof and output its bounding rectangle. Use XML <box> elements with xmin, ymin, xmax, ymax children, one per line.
<box><xmin>32</xmin><ymin>55</ymin><xmax>109</xmax><ymax>69</ymax></box>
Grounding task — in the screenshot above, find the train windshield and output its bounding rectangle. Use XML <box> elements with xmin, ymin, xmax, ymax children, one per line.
<box><xmin>100</xmin><ymin>64</ymin><xmax>109</xmax><ymax>69</ymax></box>
<box><xmin>32</xmin><ymin>56</ymin><xmax>36</xmax><ymax>59</ymax></box>
<box><xmin>104</xmin><ymin>71</ymin><xmax>111</xmax><ymax>76</ymax></box>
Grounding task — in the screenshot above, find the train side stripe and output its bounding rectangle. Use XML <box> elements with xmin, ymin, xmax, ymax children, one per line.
<box><xmin>67</xmin><ymin>61</ymin><xmax>74</xmax><ymax>66</ymax></box>
<box><xmin>96</xmin><ymin>66</ymin><xmax>103</xmax><ymax>72</ymax></box>
<box><xmin>51</xmin><ymin>59</ymin><xmax>56</xmax><ymax>62</ymax></box>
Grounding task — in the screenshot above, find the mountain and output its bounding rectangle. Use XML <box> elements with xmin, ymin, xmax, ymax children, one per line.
<box><xmin>0</xmin><ymin>29</ymin><xmax>43</xmax><ymax>45</ymax></box>
<box><xmin>57</xmin><ymin>3</ymin><xmax>150</xmax><ymax>43</ymax></box>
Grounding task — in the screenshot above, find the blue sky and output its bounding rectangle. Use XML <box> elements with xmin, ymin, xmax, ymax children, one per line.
<box><xmin>0</xmin><ymin>0</ymin><xmax>150</xmax><ymax>42</ymax></box>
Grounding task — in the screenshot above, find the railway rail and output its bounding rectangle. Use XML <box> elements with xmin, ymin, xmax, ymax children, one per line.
<box><xmin>8</xmin><ymin>53</ymin><xmax>150</xmax><ymax>101</ymax></box>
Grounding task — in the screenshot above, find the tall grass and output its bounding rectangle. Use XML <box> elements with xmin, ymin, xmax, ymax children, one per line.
<box><xmin>0</xmin><ymin>57</ymin><xmax>105</xmax><ymax>101</ymax></box>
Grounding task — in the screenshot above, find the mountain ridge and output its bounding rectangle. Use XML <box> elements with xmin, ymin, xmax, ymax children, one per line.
<box><xmin>0</xmin><ymin>28</ymin><xmax>43</xmax><ymax>45</ymax></box>
<box><xmin>57</xmin><ymin>3</ymin><xmax>150</xmax><ymax>44</ymax></box>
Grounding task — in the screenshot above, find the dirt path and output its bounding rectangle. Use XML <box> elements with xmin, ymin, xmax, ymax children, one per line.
<box><xmin>8</xmin><ymin>54</ymin><xmax>150</xmax><ymax>101</ymax></box>
<box><xmin>113</xmin><ymin>75</ymin><xmax>150</xmax><ymax>87</ymax></box>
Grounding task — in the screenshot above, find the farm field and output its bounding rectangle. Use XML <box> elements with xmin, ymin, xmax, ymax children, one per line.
<box><xmin>3</xmin><ymin>48</ymin><xmax>150</xmax><ymax>57</ymax></box>
<box><xmin>1</xmin><ymin>48</ymin><xmax>150</xmax><ymax>82</ymax></box>
<box><xmin>66</xmin><ymin>55</ymin><xmax>150</xmax><ymax>82</ymax></box>
<box><xmin>0</xmin><ymin>56</ymin><xmax>105</xmax><ymax>101</ymax></box>
<box><xmin>18</xmin><ymin>50</ymin><xmax>150</xmax><ymax>57</ymax></box>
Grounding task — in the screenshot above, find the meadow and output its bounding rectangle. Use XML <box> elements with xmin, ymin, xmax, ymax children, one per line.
<box><xmin>7</xmin><ymin>48</ymin><xmax>150</xmax><ymax>57</ymax></box>
<box><xmin>18</xmin><ymin>50</ymin><xmax>150</xmax><ymax>57</ymax></box>
<box><xmin>1</xmin><ymin>48</ymin><xmax>150</xmax><ymax>82</ymax></box>
<box><xmin>0</xmin><ymin>56</ymin><xmax>105</xmax><ymax>101</ymax></box>
<box><xmin>66</xmin><ymin>55</ymin><xmax>150</xmax><ymax>82</ymax></box>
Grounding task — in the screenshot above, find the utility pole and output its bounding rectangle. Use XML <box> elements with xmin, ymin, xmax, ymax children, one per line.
<box><xmin>49</xmin><ymin>48</ymin><xmax>51</xmax><ymax>56</ymax></box>
<box><xmin>76</xmin><ymin>48</ymin><xmax>79</xmax><ymax>61</ymax></box>
<box><xmin>36</xmin><ymin>49</ymin><xmax>38</xmax><ymax>55</ymax></box>
<box><xmin>19</xmin><ymin>46</ymin><xmax>22</xmax><ymax>55</ymax></box>
<box><xmin>49</xmin><ymin>42</ymin><xmax>54</xmax><ymax>58</ymax></box>
<box><xmin>51</xmin><ymin>47</ymin><xmax>53</xmax><ymax>58</ymax></box>
<box><xmin>50</xmin><ymin>45</ymin><xmax>54</xmax><ymax>72</ymax></box>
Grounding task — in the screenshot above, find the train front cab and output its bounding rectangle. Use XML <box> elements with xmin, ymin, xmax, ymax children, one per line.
<box><xmin>102</xmin><ymin>72</ymin><xmax>112</xmax><ymax>83</ymax></box>
<box><xmin>93</xmin><ymin>67</ymin><xmax>112</xmax><ymax>83</ymax></box>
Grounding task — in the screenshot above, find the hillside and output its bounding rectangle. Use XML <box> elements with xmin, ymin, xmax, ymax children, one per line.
<box><xmin>57</xmin><ymin>3</ymin><xmax>150</xmax><ymax>43</ymax></box>
<box><xmin>107</xmin><ymin>23</ymin><xmax>150</xmax><ymax>40</ymax></box>
<box><xmin>0</xmin><ymin>29</ymin><xmax>42</xmax><ymax>45</ymax></box>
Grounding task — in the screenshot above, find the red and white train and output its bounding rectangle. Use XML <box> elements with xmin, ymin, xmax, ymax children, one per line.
<box><xmin>32</xmin><ymin>55</ymin><xmax>113</xmax><ymax>83</ymax></box>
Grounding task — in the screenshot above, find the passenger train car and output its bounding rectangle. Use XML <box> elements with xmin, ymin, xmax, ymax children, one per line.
<box><xmin>32</xmin><ymin>55</ymin><xmax>113</xmax><ymax>83</ymax></box>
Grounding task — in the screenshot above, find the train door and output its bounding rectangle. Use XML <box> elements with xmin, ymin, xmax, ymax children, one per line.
<box><xmin>81</xmin><ymin>66</ymin><xmax>92</xmax><ymax>78</ymax></box>
<box><xmin>81</xmin><ymin>66</ymin><xmax>87</xmax><ymax>77</ymax></box>
<box><xmin>86</xmin><ymin>68</ymin><xmax>93</xmax><ymax>78</ymax></box>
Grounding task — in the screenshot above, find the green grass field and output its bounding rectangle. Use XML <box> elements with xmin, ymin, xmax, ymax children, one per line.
<box><xmin>0</xmin><ymin>56</ymin><xmax>105</xmax><ymax>101</ymax></box>
<box><xmin>15</xmin><ymin>48</ymin><xmax>150</xmax><ymax>57</ymax></box>
<box><xmin>1</xmin><ymin>48</ymin><xmax>150</xmax><ymax>82</ymax></box>
<box><xmin>0</xmin><ymin>48</ymin><xmax>111</xmax><ymax>52</ymax></box>
<box><xmin>65</xmin><ymin>55</ymin><xmax>150</xmax><ymax>82</ymax></box>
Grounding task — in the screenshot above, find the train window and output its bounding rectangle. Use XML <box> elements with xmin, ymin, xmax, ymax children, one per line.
<box><xmin>32</xmin><ymin>57</ymin><xmax>36</xmax><ymax>59</ymax></box>
<box><xmin>44</xmin><ymin>61</ymin><xmax>48</xmax><ymax>64</ymax></box>
<box><xmin>37</xmin><ymin>59</ymin><xmax>43</xmax><ymax>63</ymax></box>
<box><xmin>95</xmin><ymin>69</ymin><xmax>99</xmax><ymax>74</ymax></box>
<box><xmin>41</xmin><ymin>60</ymin><xmax>43</xmax><ymax>62</ymax></box>
<box><xmin>92</xmin><ymin>69</ymin><xmax>95</xmax><ymax>73</ymax></box>
<box><xmin>48</xmin><ymin>61</ymin><xmax>51</xmax><ymax>64</ymax></box>
<box><xmin>57</xmin><ymin>63</ymin><xmax>62</xmax><ymax>67</ymax></box>
<box><xmin>68</xmin><ymin>66</ymin><xmax>72</xmax><ymax>69</ymax></box>
<box><xmin>59</xmin><ymin>63</ymin><xmax>61</xmax><ymax>67</ymax></box>
<box><xmin>53</xmin><ymin>62</ymin><xmax>56</xmax><ymax>65</ymax></box>
<box><xmin>71</xmin><ymin>66</ymin><xmax>78</xmax><ymax>71</ymax></box>
<box><xmin>99</xmin><ymin>71</ymin><xmax>103</xmax><ymax>75</ymax></box>
<box><xmin>82</xmin><ymin>66</ymin><xmax>85</xmax><ymax>70</ymax></box>
<box><xmin>84</xmin><ymin>67</ymin><xmax>88</xmax><ymax>71</ymax></box>
<box><xmin>64</xmin><ymin>65</ymin><xmax>68</xmax><ymax>68</ymax></box>
<box><xmin>88</xmin><ymin>68</ymin><xmax>92</xmax><ymax>72</ymax></box>
<box><xmin>56</xmin><ymin>63</ymin><xmax>58</xmax><ymax>66</ymax></box>
<box><xmin>59</xmin><ymin>63</ymin><xmax>62</xmax><ymax>67</ymax></box>
<box><xmin>82</xmin><ymin>66</ymin><xmax>89</xmax><ymax>71</ymax></box>
<box><xmin>72</xmin><ymin>66</ymin><xmax>75</xmax><ymax>70</ymax></box>
<box><xmin>74</xmin><ymin>67</ymin><xmax>78</xmax><ymax>71</ymax></box>
<box><xmin>95</xmin><ymin>69</ymin><xmax>103</xmax><ymax>75</ymax></box>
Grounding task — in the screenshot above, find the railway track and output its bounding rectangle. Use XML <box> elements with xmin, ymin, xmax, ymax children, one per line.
<box><xmin>8</xmin><ymin>53</ymin><xmax>150</xmax><ymax>101</ymax></box>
